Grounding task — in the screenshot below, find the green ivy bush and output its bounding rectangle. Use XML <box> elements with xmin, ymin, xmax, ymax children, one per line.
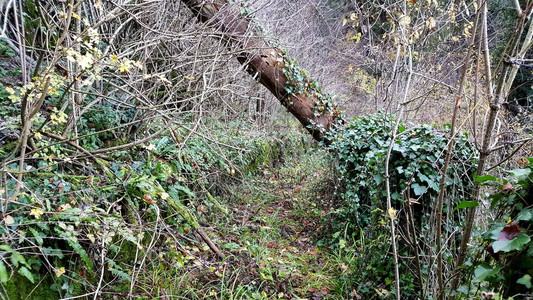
<box><xmin>327</xmin><ymin>112</ymin><xmax>477</xmax><ymax>226</ymax></box>
<box><xmin>322</xmin><ymin>112</ymin><xmax>478</xmax><ymax>298</ymax></box>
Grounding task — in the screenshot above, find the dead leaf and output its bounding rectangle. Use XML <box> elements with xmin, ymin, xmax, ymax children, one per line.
<box><xmin>516</xmin><ymin>156</ymin><xmax>529</xmax><ymax>168</ymax></box>
<box><xmin>408</xmin><ymin>198</ymin><xmax>420</xmax><ymax>204</ymax></box>
<box><xmin>143</xmin><ymin>194</ymin><xmax>155</xmax><ymax>205</ymax></box>
<box><xmin>56</xmin><ymin>204</ymin><xmax>72</xmax><ymax>212</ymax></box>
<box><xmin>501</xmin><ymin>182</ymin><xmax>513</xmax><ymax>193</ymax></box>
<box><xmin>306</xmin><ymin>249</ymin><xmax>318</xmax><ymax>255</ymax></box>
<box><xmin>4</xmin><ymin>215</ymin><xmax>14</xmax><ymax>225</ymax></box>
<box><xmin>497</xmin><ymin>222</ymin><xmax>520</xmax><ymax>241</ymax></box>
<box><xmin>57</xmin><ymin>181</ymin><xmax>65</xmax><ymax>192</ymax></box>
<box><xmin>352</xmin><ymin>289</ymin><xmax>362</xmax><ymax>300</ymax></box>
<box><xmin>340</xmin><ymin>263</ymin><xmax>349</xmax><ymax>272</ymax></box>
<box><xmin>197</xmin><ymin>204</ymin><xmax>207</xmax><ymax>213</ymax></box>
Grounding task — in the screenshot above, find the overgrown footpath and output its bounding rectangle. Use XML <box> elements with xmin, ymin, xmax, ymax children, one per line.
<box><xmin>210</xmin><ymin>151</ymin><xmax>340</xmax><ymax>299</ymax></box>
<box><xmin>133</xmin><ymin>140</ymin><xmax>344</xmax><ymax>299</ymax></box>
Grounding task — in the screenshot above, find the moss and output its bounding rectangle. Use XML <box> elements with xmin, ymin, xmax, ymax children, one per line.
<box><xmin>1</xmin><ymin>274</ymin><xmax>59</xmax><ymax>299</ymax></box>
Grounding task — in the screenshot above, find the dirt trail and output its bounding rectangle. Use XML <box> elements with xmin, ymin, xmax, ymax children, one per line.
<box><xmin>221</xmin><ymin>161</ymin><xmax>339</xmax><ymax>299</ymax></box>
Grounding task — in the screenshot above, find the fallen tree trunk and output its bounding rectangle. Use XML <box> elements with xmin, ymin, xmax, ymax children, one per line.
<box><xmin>181</xmin><ymin>0</ymin><xmax>342</xmax><ymax>142</ymax></box>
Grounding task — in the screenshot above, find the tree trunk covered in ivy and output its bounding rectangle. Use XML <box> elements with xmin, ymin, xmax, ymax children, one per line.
<box><xmin>180</xmin><ymin>0</ymin><xmax>342</xmax><ymax>142</ymax></box>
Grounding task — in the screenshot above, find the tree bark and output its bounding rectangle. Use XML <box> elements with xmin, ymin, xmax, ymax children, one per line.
<box><xmin>180</xmin><ymin>0</ymin><xmax>341</xmax><ymax>142</ymax></box>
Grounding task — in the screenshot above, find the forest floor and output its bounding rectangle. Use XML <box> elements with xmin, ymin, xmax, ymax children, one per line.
<box><xmin>183</xmin><ymin>150</ymin><xmax>345</xmax><ymax>299</ymax></box>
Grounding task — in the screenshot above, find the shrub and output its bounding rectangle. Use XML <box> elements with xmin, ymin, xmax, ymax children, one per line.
<box><xmin>322</xmin><ymin>112</ymin><xmax>478</xmax><ymax>298</ymax></box>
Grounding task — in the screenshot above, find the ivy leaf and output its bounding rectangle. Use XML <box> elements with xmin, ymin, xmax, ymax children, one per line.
<box><xmin>454</xmin><ymin>201</ymin><xmax>478</xmax><ymax>210</ymax></box>
<box><xmin>412</xmin><ymin>183</ymin><xmax>427</xmax><ymax>196</ymax></box>
<box><xmin>517</xmin><ymin>274</ymin><xmax>532</xmax><ymax>289</ymax></box>
<box><xmin>474</xmin><ymin>263</ymin><xmax>500</xmax><ymax>281</ymax></box>
<box><xmin>373</xmin><ymin>174</ymin><xmax>384</xmax><ymax>185</ymax></box>
<box><xmin>492</xmin><ymin>233</ymin><xmax>530</xmax><ymax>253</ymax></box>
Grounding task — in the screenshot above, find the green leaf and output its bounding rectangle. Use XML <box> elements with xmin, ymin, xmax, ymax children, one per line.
<box><xmin>412</xmin><ymin>183</ymin><xmax>427</xmax><ymax>196</ymax></box>
<box><xmin>517</xmin><ymin>210</ymin><xmax>533</xmax><ymax>222</ymax></box>
<box><xmin>110</xmin><ymin>268</ymin><xmax>132</xmax><ymax>282</ymax></box>
<box><xmin>29</xmin><ymin>227</ymin><xmax>44</xmax><ymax>245</ymax></box>
<box><xmin>474</xmin><ymin>263</ymin><xmax>500</xmax><ymax>281</ymax></box>
<box><xmin>373</xmin><ymin>174</ymin><xmax>384</xmax><ymax>185</ymax></box>
<box><xmin>475</xmin><ymin>175</ymin><xmax>496</xmax><ymax>183</ymax></box>
<box><xmin>0</xmin><ymin>244</ymin><xmax>13</xmax><ymax>252</ymax></box>
<box><xmin>223</xmin><ymin>242</ymin><xmax>240</xmax><ymax>250</ymax></box>
<box><xmin>339</xmin><ymin>239</ymin><xmax>346</xmax><ymax>249</ymax></box>
<box><xmin>487</xmin><ymin>224</ymin><xmax>505</xmax><ymax>240</ymax></box>
<box><xmin>517</xmin><ymin>274</ymin><xmax>532</xmax><ymax>289</ymax></box>
<box><xmin>509</xmin><ymin>168</ymin><xmax>531</xmax><ymax>179</ymax></box>
<box><xmin>492</xmin><ymin>233</ymin><xmax>531</xmax><ymax>253</ymax></box>
<box><xmin>0</xmin><ymin>261</ymin><xmax>9</xmax><ymax>282</ymax></box>
<box><xmin>10</xmin><ymin>252</ymin><xmax>27</xmax><ymax>268</ymax></box>
<box><xmin>18</xmin><ymin>266</ymin><xmax>34</xmax><ymax>283</ymax></box>
<box><xmin>454</xmin><ymin>201</ymin><xmax>479</xmax><ymax>210</ymax></box>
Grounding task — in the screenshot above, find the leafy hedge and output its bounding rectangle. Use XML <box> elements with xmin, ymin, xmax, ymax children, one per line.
<box><xmin>328</xmin><ymin>112</ymin><xmax>477</xmax><ymax>226</ymax></box>
<box><xmin>323</xmin><ymin>112</ymin><xmax>478</xmax><ymax>298</ymax></box>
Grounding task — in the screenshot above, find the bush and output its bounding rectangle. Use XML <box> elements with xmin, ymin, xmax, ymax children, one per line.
<box><xmin>322</xmin><ymin>112</ymin><xmax>478</xmax><ymax>298</ymax></box>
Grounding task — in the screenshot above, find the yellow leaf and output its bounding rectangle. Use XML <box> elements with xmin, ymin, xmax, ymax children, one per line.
<box><xmin>55</xmin><ymin>267</ymin><xmax>66</xmax><ymax>277</ymax></box>
<box><xmin>464</xmin><ymin>26</ymin><xmax>471</xmax><ymax>37</ymax></box>
<box><xmin>160</xmin><ymin>192</ymin><xmax>170</xmax><ymax>200</ymax></box>
<box><xmin>387</xmin><ymin>207</ymin><xmax>397</xmax><ymax>219</ymax></box>
<box><xmin>72</xmin><ymin>12</ymin><xmax>81</xmax><ymax>20</ymax></box>
<box><xmin>5</xmin><ymin>87</ymin><xmax>15</xmax><ymax>94</ymax></box>
<box><xmin>95</xmin><ymin>1</ymin><xmax>103</xmax><ymax>8</ymax></box>
<box><xmin>87</xmin><ymin>233</ymin><xmax>95</xmax><ymax>243</ymax></box>
<box><xmin>30</xmin><ymin>208</ymin><xmax>44</xmax><ymax>219</ymax></box>
<box><xmin>118</xmin><ymin>60</ymin><xmax>132</xmax><ymax>73</ymax></box>
<box><xmin>50</xmin><ymin>108</ymin><xmax>68</xmax><ymax>125</ymax></box>
<box><xmin>184</xmin><ymin>76</ymin><xmax>195</xmax><ymax>80</ymax></box>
